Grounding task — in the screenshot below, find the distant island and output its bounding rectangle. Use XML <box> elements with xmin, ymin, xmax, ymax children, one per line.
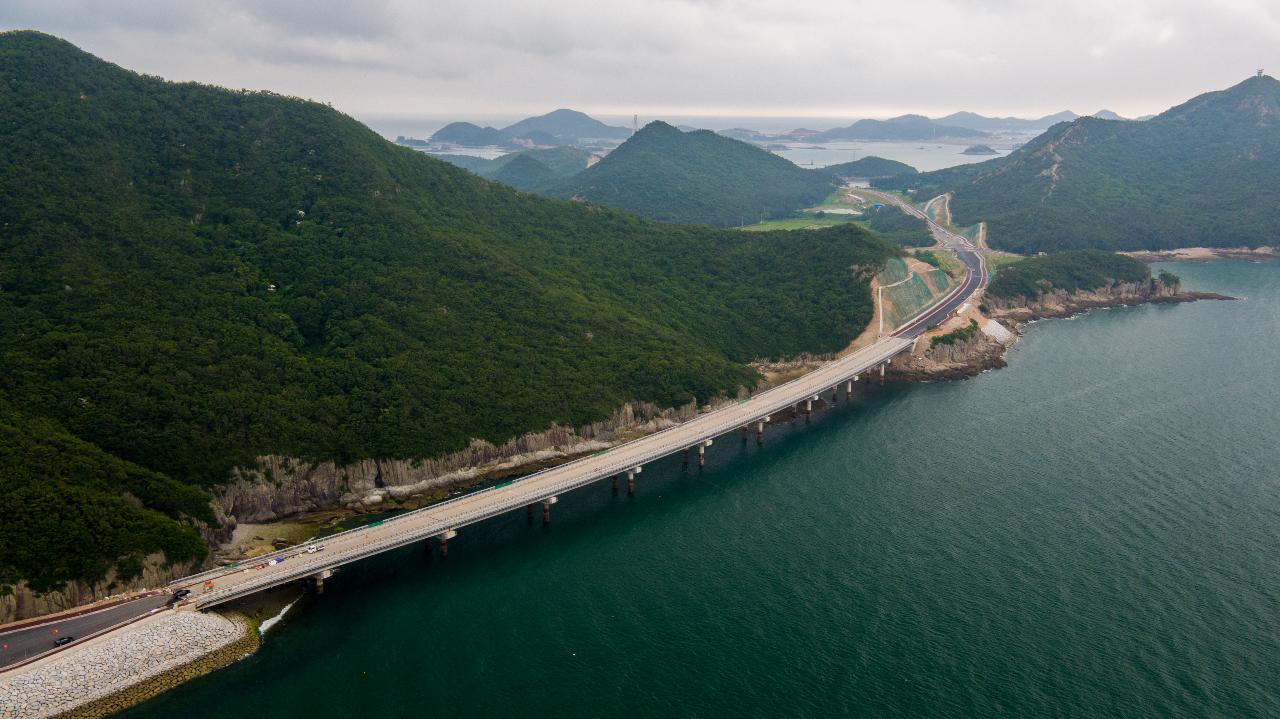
<box><xmin>961</xmin><ymin>144</ymin><xmax>998</xmax><ymax>155</ymax></box>
<box><xmin>424</xmin><ymin>108</ymin><xmax>631</xmax><ymax>148</ymax></box>
<box><xmin>934</xmin><ymin>110</ymin><xmax>1080</xmax><ymax>133</ymax></box>
<box><xmin>814</xmin><ymin>114</ymin><xmax>988</xmax><ymax>142</ymax></box>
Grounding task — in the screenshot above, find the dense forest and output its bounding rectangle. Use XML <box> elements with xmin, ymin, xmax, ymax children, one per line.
<box><xmin>876</xmin><ymin>76</ymin><xmax>1280</xmax><ymax>252</ymax></box>
<box><xmin>862</xmin><ymin>205</ymin><xmax>934</xmax><ymax>246</ymax></box>
<box><xmin>548</xmin><ymin>121</ymin><xmax>835</xmax><ymax>227</ymax></box>
<box><xmin>822</xmin><ymin>156</ymin><xmax>917</xmax><ymax>179</ymax></box>
<box><xmin>0</xmin><ymin>32</ymin><xmax>898</xmax><ymax>591</ymax></box>
<box><xmin>985</xmin><ymin>250</ymin><xmax>1151</xmax><ymax>300</ymax></box>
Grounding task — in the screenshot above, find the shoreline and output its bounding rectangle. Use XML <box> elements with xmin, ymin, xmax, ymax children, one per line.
<box><xmin>1124</xmin><ymin>246</ymin><xmax>1279</xmax><ymax>263</ymax></box>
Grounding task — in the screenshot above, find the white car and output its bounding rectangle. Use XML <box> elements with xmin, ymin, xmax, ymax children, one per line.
<box><xmin>305</xmin><ymin>544</ymin><xmax>325</xmax><ymax>553</ymax></box>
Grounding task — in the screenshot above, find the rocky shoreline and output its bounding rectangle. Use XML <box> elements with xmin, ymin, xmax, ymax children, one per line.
<box><xmin>987</xmin><ymin>289</ymin><xmax>1235</xmax><ymax>322</ymax></box>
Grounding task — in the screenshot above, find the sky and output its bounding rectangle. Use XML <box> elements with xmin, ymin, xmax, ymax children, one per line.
<box><xmin>3</xmin><ymin>0</ymin><xmax>1279</xmax><ymax>129</ymax></box>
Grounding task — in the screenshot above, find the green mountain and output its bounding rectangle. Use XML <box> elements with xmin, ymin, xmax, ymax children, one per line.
<box><xmin>823</xmin><ymin>156</ymin><xmax>917</xmax><ymax>179</ymax></box>
<box><xmin>548</xmin><ymin>121</ymin><xmax>835</xmax><ymax>227</ymax></box>
<box><xmin>877</xmin><ymin>76</ymin><xmax>1280</xmax><ymax>253</ymax></box>
<box><xmin>429</xmin><ymin>121</ymin><xmax>507</xmax><ymax>146</ymax></box>
<box><xmin>815</xmin><ymin>115</ymin><xmax>988</xmax><ymax>141</ymax></box>
<box><xmin>489</xmin><ymin>154</ymin><xmax>558</xmax><ymax>192</ymax></box>
<box><xmin>0</xmin><ymin>32</ymin><xmax>897</xmax><ymax>590</ymax></box>
<box><xmin>501</xmin><ymin>109</ymin><xmax>631</xmax><ymax>143</ymax></box>
<box><xmin>429</xmin><ymin>109</ymin><xmax>630</xmax><ymax>147</ymax></box>
<box><xmin>434</xmin><ymin>147</ymin><xmax>593</xmax><ymax>191</ymax></box>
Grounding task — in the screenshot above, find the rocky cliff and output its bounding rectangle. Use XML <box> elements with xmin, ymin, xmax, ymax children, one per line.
<box><xmin>213</xmin><ymin>397</ymin><xmax>741</xmax><ymax>527</ymax></box>
<box><xmin>888</xmin><ymin>325</ymin><xmax>1013</xmax><ymax>382</ymax></box>
<box><xmin>0</xmin><ymin>554</ymin><xmax>199</xmax><ymax>624</ymax></box>
<box><xmin>983</xmin><ymin>279</ymin><xmax>1228</xmax><ymax>321</ymax></box>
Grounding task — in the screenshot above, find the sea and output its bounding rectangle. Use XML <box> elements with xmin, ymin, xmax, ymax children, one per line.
<box><xmin>360</xmin><ymin>114</ymin><xmax>1033</xmax><ymax>171</ymax></box>
<box><xmin>123</xmin><ymin>259</ymin><xmax>1280</xmax><ymax>718</ymax></box>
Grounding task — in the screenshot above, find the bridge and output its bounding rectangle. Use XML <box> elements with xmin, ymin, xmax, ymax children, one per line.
<box><xmin>170</xmin><ymin>194</ymin><xmax>985</xmax><ymax>609</ymax></box>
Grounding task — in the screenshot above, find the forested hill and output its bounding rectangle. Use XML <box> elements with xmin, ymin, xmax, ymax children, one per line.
<box><xmin>433</xmin><ymin>146</ymin><xmax>592</xmax><ymax>192</ymax></box>
<box><xmin>985</xmin><ymin>250</ymin><xmax>1151</xmax><ymax>300</ymax></box>
<box><xmin>822</xmin><ymin>156</ymin><xmax>917</xmax><ymax>179</ymax></box>
<box><xmin>0</xmin><ymin>32</ymin><xmax>898</xmax><ymax>591</ymax></box>
<box><xmin>876</xmin><ymin>76</ymin><xmax>1280</xmax><ymax>253</ymax></box>
<box><xmin>547</xmin><ymin>121</ymin><xmax>835</xmax><ymax>226</ymax></box>
<box><xmin>501</xmin><ymin>109</ymin><xmax>630</xmax><ymax>142</ymax></box>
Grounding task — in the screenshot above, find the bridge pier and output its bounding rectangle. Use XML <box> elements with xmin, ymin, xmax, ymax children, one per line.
<box><xmin>880</xmin><ymin>363</ymin><xmax>886</xmax><ymax>384</ymax></box>
<box><xmin>740</xmin><ymin>425</ymin><xmax>749</xmax><ymax>442</ymax></box>
<box><xmin>437</xmin><ymin>529</ymin><xmax>457</xmax><ymax>558</ymax></box>
<box><xmin>698</xmin><ymin>439</ymin><xmax>712</xmax><ymax>467</ymax></box>
<box><xmin>805</xmin><ymin>397</ymin><xmax>813</xmax><ymax>416</ymax></box>
<box><xmin>527</xmin><ymin>504</ymin><xmax>535</xmax><ymax>522</ymax></box>
<box><xmin>756</xmin><ymin>416</ymin><xmax>769</xmax><ymax>443</ymax></box>
<box><xmin>682</xmin><ymin>448</ymin><xmax>689</xmax><ymax>466</ymax></box>
<box><xmin>627</xmin><ymin>467</ymin><xmax>640</xmax><ymax>495</ymax></box>
<box><xmin>310</xmin><ymin>572</ymin><xmax>325</xmax><ymax>595</ymax></box>
<box><xmin>612</xmin><ymin>475</ymin><xmax>619</xmax><ymax>492</ymax></box>
<box><xmin>846</xmin><ymin>379</ymin><xmax>854</xmax><ymax>399</ymax></box>
<box><xmin>542</xmin><ymin>496</ymin><xmax>557</xmax><ymax>524</ymax></box>
<box><xmin>831</xmin><ymin>385</ymin><xmax>839</xmax><ymax>403</ymax></box>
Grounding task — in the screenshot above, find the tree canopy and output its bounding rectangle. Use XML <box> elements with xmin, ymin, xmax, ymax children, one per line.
<box><xmin>0</xmin><ymin>31</ymin><xmax>898</xmax><ymax>589</ymax></box>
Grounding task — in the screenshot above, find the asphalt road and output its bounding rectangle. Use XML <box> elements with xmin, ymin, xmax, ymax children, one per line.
<box><xmin>866</xmin><ymin>189</ymin><xmax>987</xmax><ymax>339</ymax></box>
<box><xmin>0</xmin><ymin>593</ymin><xmax>170</xmax><ymax>669</ymax></box>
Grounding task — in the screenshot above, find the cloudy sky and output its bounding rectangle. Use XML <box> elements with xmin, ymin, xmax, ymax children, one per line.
<box><xmin>4</xmin><ymin>0</ymin><xmax>1278</xmax><ymax>127</ymax></box>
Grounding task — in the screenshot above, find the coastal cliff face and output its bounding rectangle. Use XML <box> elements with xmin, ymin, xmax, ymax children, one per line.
<box><xmin>214</xmin><ymin>398</ymin><xmax>734</xmax><ymax>526</ymax></box>
<box><xmin>0</xmin><ymin>555</ymin><xmax>198</xmax><ymax>624</ymax></box>
<box><xmin>984</xmin><ymin>280</ymin><xmax>1178</xmax><ymax>320</ymax></box>
<box><xmin>888</xmin><ymin>330</ymin><xmax>1012</xmax><ymax>382</ymax></box>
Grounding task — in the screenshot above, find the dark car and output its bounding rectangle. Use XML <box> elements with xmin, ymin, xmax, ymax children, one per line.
<box><xmin>53</xmin><ymin>636</ymin><xmax>74</xmax><ymax>647</ymax></box>
<box><xmin>169</xmin><ymin>589</ymin><xmax>192</xmax><ymax>604</ymax></box>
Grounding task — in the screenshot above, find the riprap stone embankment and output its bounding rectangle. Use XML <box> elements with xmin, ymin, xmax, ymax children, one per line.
<box><xmin>0</xmin><ymin>611</ymin><xmax>257</xmax><ymax>719</ymax></box>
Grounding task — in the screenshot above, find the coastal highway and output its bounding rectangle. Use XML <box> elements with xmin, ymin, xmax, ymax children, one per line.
<box><xmin>869</xmin><ymin>189</ymin><xmax>987</xmax><ymax>338</ymax></box>
<box><xmin>0</xmin><ymin>593</ymin><xmax>170</xmax><ymax>669</ymax></box>
<box><xmin>173</xmin><ymin>337</ymin><xmax>914</xmax><ymax>608</ymax></box>
<box><xmin>166</xmin><ymin>189</ymin><xmax>985</xmax><ymax>610</ymax></box>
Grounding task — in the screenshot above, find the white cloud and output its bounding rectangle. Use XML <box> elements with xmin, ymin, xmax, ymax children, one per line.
<box><xmin>2</xmin><ymin>0</ymin><xmax>1278</xmax><ymax>123</ymax></box>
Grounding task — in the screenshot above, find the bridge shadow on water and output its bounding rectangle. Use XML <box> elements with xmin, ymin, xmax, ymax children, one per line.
<box><xmin>305</xmin><ymin>381</ymin><xmax>917</xmax><ymax>620</ymax></box>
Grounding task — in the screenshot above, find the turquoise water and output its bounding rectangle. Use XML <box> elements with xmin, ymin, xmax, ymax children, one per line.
<box><xmin>126</xmin><ymin>261</ymin><xmax>1280</xmax><ymax>718</ymax></box>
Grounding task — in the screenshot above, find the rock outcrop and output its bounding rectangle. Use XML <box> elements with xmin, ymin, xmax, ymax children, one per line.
<box><xmin>888</xmin><ymin>326</ymin><xmax>1013</xmax><ymax>382</ymax></box>
<box><xmin>214</xmin><ymin>398</ymin><xmax>739</xmax><ymax>526</ymax></box>
<box><xmin>983</xmin><ymin>280</ymin><xmax>1231</xmax><ymax>321</ymax></box>
<box><xmin>0</xmin><ymin>556</ymin><xmax>198</xmax><ymax>625</ymax></box>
